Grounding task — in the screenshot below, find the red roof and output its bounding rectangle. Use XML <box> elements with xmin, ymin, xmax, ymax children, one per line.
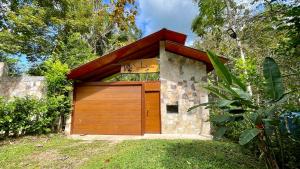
<box><xmin>67</xmin><ymin>29</ymin><xmax>227</xmax><ymax>81</ymax></box>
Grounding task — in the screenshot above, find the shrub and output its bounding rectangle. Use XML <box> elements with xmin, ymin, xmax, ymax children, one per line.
<box><xmin>46</xmin><ymin>95</ymin><xmax>71</xmax><ymax>132</ymax></box>
<box><xmin>0</xmin><ymin>95</ymin><xmax>71</xmax><ymax>138</ymax></box>
<box><xmin>12</xmin><ymin>96</ymin><xmax>49</xmax><ymax>135</ymax></box>
<box><xmin>43</xmin><ymin>59</ymin><xmax>72</xmax><ymax>132</ymax></box>
<box><xmin>0</xmin><ymin>97</ymin><xmax>14</xmax><ymax>137</ymax></box>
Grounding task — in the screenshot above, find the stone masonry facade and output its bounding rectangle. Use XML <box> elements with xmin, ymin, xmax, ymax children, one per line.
<box><xmin>159</xmin><ymin>42</ymin><xmax>211</xmax><ymax>136</ymax></box>
<box><xmin>0</xmin><ymin>62</ymin><xmax>45</xmax><ymax>99</ymax></box>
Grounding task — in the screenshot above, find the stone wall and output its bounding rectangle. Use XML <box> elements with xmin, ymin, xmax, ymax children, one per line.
<box><xmin>159</xmin><ymin>42</ymin><xmax>211</xmax><ymax>136</ymax></box>
<box><xmin>0</xmin><ymin>62</ymin><xmax>45</xmax><ymax>99</ymax></box>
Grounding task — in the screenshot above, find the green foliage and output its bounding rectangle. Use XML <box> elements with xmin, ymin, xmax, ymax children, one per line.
<box><xmin>192</xmin><ymin>1</ymin><xmax>299</xmax><ymax>114</ymax></box>
<box><xmin>12</xmin><ymin>97</ymin><xmax>49</xmax><ymax>135</ymax></box>
<box><xmin>0</xmin><ymin>55</ymin><xmax>20</xmax><ymax>76</ymax></box>
<box><xmin>43</xmin><ymin>59</ymin><xmax>72</xmax><ymax>96</ymax></box>
<box><xmin>0</xmin><ymin>59</ymin><xmax>72</xmax><ymax>138</ymax></box>
<box><xmin>52</xmin><ymin>33</ymin><xmax>96</xmax><ymax>69</ymax></box>
<box><xmin>190</xmin><ymin>51</ymin><xmax>298</xmax><ymax>169</ymax></box>
<box><xmin>0</xmin><ymin>5</ymin><xmax>51</xmax><ymax>62</ymax></box>
<box><xmin>263</xmin><ymin>57</ymin><xmax>284</xmax><ymax>100</ymax></box>
<box><xmin>0</xmin><ymin>97</ymin><xmax>14</xmax><ymax>137</ymax></box>
<box><xmin>239</xmin><ymin>128</ymin><xmax>260</xmax><ymax>145</ymax></box>
<box><xmin>102</xmin><ymin>73</ymin><xmax>159</xmax><ymax>82</ymax></box>
<box><xmin>207</xmin><ymin>50</ymin><xmax>232</xmax><ymax>85</ymax></box>
<box><xmin>191</xmin><ymin>0</ymin><xmax>226</xmax><ymax>37</ymax></box>
<box><xmin>42</xmin><ymin>59</ymin><xmax>72</xmax><ymax>132</ymax></box>
<box><xmin>0</xmin><ymin>0</ymin><xmax>140</xmax><ymax>72</ymax></box>
<box><xmin>0</xmin><ymin>96</ymin><xmax>64</xmax><ymax>137</ymax></box>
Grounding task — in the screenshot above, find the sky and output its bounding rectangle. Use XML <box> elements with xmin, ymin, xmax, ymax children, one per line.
<box><xmin>135</xmin><ymin>0</ymin><xmax>199</xmax><ymax>46</ymax></box>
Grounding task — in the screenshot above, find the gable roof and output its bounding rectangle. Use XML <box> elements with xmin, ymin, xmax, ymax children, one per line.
<box><xmin>67</xmin><ymin>29</ymin><xmax>228</xmax><ymax>81</ymax></box>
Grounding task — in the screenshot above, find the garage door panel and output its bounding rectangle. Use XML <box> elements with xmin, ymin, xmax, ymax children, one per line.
<box><xmin>73</xmin><ymin>119</ymin><xmax>141</xmax><ymax>134</ymax></box>
<box><xmin>74</xmin><ymin>104</ymin><xmax>141</xmax><ymax>113</ymax></box>
<box><xmin>75</xmin><ymin>86</ymin><xmax>141</xmax><ymax>101</ymax></box>
<box><xmin>73</xmin><ymin>114</ymin><xmax>141</xmax><ymax>121</ymax></box>
<box><xmin>72</xmin><ymin>85</ymin><xmax>142</xmax><ymax>135</ymax></box>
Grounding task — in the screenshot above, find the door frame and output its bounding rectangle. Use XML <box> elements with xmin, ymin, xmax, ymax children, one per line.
<box><xmin>71</xmin><ymin>81</ymin><xmax>161</xmax><ymax>135</ymax></box>
<box><xmin>144</xmin><ymin>81</ymin><xmax>161</xmax><ymax>134</ymax></box>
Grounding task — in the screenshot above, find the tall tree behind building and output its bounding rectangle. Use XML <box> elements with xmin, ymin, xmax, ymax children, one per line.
<box><xmin>0</xmin><ymin>0</ymin><xmax>140</xmax><ymax>73</ymax></box>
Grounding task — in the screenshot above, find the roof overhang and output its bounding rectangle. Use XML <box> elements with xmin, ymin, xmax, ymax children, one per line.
<box><xmin>164</xmin><ymin>41</ymin><xmax>227</xmax><ymax>72</ymax></box>
<box><xmin>67</xmin><ymin>29</ymin><xmax>228</xmax><ymax>81</ymax></box>
<box><xmin>67</xmin><ymin>29</ymin><xmax>186</xmax><ymax>81</ymax></box>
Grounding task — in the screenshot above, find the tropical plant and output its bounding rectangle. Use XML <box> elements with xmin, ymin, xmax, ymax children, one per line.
<box><xmin>189</xmin><ymin>51</ymin><xmax>298</xmax><ymax>169</ymax></box>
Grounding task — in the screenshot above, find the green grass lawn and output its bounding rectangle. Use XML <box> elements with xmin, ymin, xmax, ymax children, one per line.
<box><xmin>0</xmin><ymin>134</ymin><xmax>265</xmax><ymax>169</ymax></box>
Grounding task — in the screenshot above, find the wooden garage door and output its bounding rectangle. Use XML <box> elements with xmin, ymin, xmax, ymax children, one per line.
<box><xmin>72</xmin><ymin>85</ymin><xmax>142</xmax><ymax>135</ymax></box>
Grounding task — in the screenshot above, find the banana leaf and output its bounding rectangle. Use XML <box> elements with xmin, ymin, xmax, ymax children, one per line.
<box><xmin>188</xmin><ymin>102</ymin><xmax>212</xmax><ymax>112</ymax></box>
<box><xmin>239</xmin><ymin>128</ymin><xmax>261</xmax><ymax>145</ymax></box>
<box><xmin>263</xmin><ymin>57</ymin><xmax>284</xmax><ymax>100</ymax></box>
<box><xmin>211</xmin><ymin>114</ymin><xmax>232</xmax><ymax>124</ymax></box>
<box><xmin>203</xmin><ymin>86</ymin><xmax>229</xmax><ymax>99</ymax></box>
<box><xmin>231</xmin><ymin>87</ymin><xmax>251</xmax><ymax>101</ymax></box>
<box><xmin>207</xmin><ymin>50</ymin><xmax>232</xmax><ymax>85</ymax></box>
<box><xmin>213</xmin><ymin>127</ymin><xmax>227</xmax><ymax>139</ymax></box>
<box><xmin>231</xmin><ymin>74</ymin><xmax>247</xmax><ymax>91</ymax></box>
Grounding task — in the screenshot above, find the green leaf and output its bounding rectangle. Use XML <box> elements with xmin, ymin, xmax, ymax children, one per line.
<box><xmin>239</xmin><ymin>128</ymin><xmax>261</xmax><ymax>145</ymax></box>
<box><xmin>188</xmin><ymin>102</ymin><xmax>211</xmax><ymax>112</ymax></box>
<box><xmin>263</xmin><ymin>57</ymin><xmax>284</xmax><ymax>100</ymax></box>
<box><xmin>272</xmin><ymin>91</ymin><xmax>292</xmax><ymax>104</ymax></box>
<box><xmin>231</xmin><ymin>87</ymin><xmax>251</xmax><ymax>101</ymax></box>
<box><xmin>231</xmin><ymin>74</ymin><xmax>247</xmax><ymax>91</ymax></box>
<box><xmin>217</xmin><ymin>99</ymin><xmax>235</xmax><ymax>108</ymax></box>
<box><xmin>249</xmin><ymin>112</ymin><xmax>263</xmax><ymax>125</ymax></box>
<box><xmin>213</xmin><ymin>127</ymin><xmax>227</xmax><ymax>139</ymax></box>
<box><xmin>264</xmin><ymin>105</ymin><xmax>277</xmax><ymax>117</ymax></box>
<box><xmin>263</xmin><ymin>118</ymin><xmax>280</xmax><ymax>126</ymax></box>
<box><xmin>211</xmin><ymin>114</ymin><xmax>232</xmax><ymax>124</ymax></box>
<box><xmin>203</xmin><ymin>86</ymin><xmax>229</xmax><ymax>100</ymax></box>
<box><xmin>219</xmin><ymin>83</ymin><xmax>240</xmax><ymax>98</ymax></box>
<box><xmin>207</xmin><ymin>50</ymin><xmax>232</xmax><ymax>85</ymax></box>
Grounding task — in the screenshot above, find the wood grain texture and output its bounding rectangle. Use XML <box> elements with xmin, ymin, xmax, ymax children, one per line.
<box><xmin>144</xmin><ymin>81</ymin><xmax>160</xmax><ymax>91</ymax></box>
<box><xmin>67</xmin><ymin>29</ymin><xmax>186</xmax><ymax>80</ymax></box>
<box><xmin>145</xmin><ymin>91</ymin><xmax>161</xmax><ymax>133</ymax></box>
<box><xmin>72</xmin><ymin>85</ymin><xmax>142</xmax><ymax>135</ymax></box>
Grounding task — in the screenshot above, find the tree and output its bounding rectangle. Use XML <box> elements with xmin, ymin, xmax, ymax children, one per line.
<box><xmin>0</xmin><ymin>0</ymin><xmax>140</xmax><ymax>74</ymax></box>
<box><xmin>192</xmin><ymin>0</ymin><xmax>299</xmax><ymax>106</ymax></box>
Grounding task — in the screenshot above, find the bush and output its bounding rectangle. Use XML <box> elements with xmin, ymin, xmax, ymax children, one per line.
<box><xmin>0</xmin><ymin>95</ymin><xmax>71</xmax><ymax>138</ymax></box>
<box><xmin>0</xmin><ymin>97</ymin><xmax>14</xmax><ymax>137</ymax></box>
<box><xmin>42</xmin><ymin>59</ymin><xmax>72</xmax><ymax>132</ymax></box>
<box><xmin>46</xmin><ymin>95</ymin><xmax>71</xmax><ymax>132</ymax></box>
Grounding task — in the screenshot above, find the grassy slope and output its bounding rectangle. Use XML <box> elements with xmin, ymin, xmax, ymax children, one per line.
<box><xmin>0</xmin><ymin>135</ymin><xmax>265</xmax><ymax>169</ymax></box>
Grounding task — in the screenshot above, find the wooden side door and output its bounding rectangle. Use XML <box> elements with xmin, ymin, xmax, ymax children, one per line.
<box><xmin>145</xmin><ymin>91</ymin><xmax>161</xmax><ymax>133</ymax></box>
